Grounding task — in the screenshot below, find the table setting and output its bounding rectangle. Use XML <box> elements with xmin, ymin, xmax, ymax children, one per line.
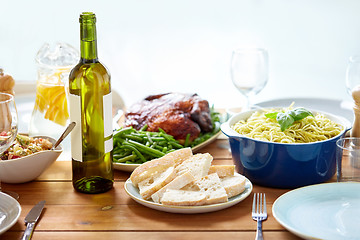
<box><xmin>1</xmin><ymin>11</ymin><xmax>360</xmax><ymax>240</ymax></box>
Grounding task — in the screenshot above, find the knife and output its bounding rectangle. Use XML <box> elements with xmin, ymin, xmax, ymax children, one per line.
<box><xmin>21</xmin><ymin>200</ymin><xmax>46</xmax><ymax>240</ymax></box>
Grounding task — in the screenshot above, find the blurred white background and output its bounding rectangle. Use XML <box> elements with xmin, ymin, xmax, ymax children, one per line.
<box><xmin>1</xmin><ymin>0</ymin><xmax>360</xmax><ymax>108</ymax></box>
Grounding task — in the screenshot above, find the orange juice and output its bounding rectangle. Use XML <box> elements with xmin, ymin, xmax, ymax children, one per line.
<box><xmin>29</xmin><ymin>68</ymin><xmax>71</xmax><ymax>138</ymax></box>
<box><xmin>34</xmin><ymin>71</ymin><xmax>69</xmax><ymax>126</ymax></box>
<box><xmin>29</xmin><ymin>42</ymin><xmax>79</xmax><ymax>139</ymax></box>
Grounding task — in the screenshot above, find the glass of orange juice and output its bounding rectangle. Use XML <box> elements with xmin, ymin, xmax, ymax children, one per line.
<box><xmin>29</xmin><ymin>43</ymin><xmax>79</xmax><ymax>139</ymax></box>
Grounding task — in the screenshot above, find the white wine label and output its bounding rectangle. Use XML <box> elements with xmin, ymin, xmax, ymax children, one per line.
<box><xmin>103</xmin><ymin>92</ymin><xmax>113</xmax><ymax>153</ymax></box>
<box><xmin>69</xmin><ymin>93</ymin><xmax>83</xmax><ymax>162</ymax></box>
<box><xmin>105</xmin><ymin>137</ymin><xmax>113</xmax><ymax>154</ymax></box>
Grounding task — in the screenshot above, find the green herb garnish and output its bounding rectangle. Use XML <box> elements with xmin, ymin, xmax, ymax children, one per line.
<box><xmin>265</xmin><ymin>107</ymin><xmax>314</xmax><ymax>131</ymax></box>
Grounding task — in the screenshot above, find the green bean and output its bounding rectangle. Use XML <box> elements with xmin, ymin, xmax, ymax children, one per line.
<box><xmin>114</xmin><ymin>154</ymin><xmax>137</xmax><ymax>163</ymax></box>
<box><xmin>153</xmin><ymin>144</ymin><xmax>164</xmax><ymax>151</ymax></box>
<box><xmin>113</xmin><ymin>152</ymin><xmax>130</xmax><ymax>159</ymax></box>
<box><xmin>140</xmin><ymin>124</ymin><xmax>148</xmax><ymax>131</ymax></box>
<box><xmin>184</xmin><ymin>133</ymin><xmax>190</xmax><ymax>147</ymax></box>
<box><xmin>150</xmin><ymin>137</ymin><xmax>166</xmax><ymax>141</ymax></box>
<box><xmin>127</xmin><ymin>140</ymin><xmax>165</xmax><ymax>157</ymax></box>
<box><xmin>120</xmin><ymin>144</ymin><xmax>147</xmax><ymax>162</ymax></box>
<box><xmin>169</xmin><ymin>141</ymin><xmax>183</xmax><ymax>149</ymax></box>
<box><xmin>122</xmin><ymin>134</ymin><xmax>143</xmax><ymax>142</ymax></box>
<box><xmin>146</xmin><ymin>132</ymin><xmax>153</xmax><ymax>144</ymax></box>
<box><xmin>113</xmin><ymin>127</ymin><xmax>134</xmax><ymax>137</ymax></box>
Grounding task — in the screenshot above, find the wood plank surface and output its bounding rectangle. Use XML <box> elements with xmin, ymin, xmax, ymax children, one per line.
<box><xmin>2</xmin><ymin>231</ymin><xmax>302</xmax><ymax>240</ymax></box>
<box><xmin>1</xmin><ymin>139</ymin><xmax>303</xmax><ymax>240</ymax></box>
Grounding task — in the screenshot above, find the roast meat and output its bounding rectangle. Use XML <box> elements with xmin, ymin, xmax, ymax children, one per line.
<box><xmin>124</xmin><ymin>93</ymin><xmax>213</xmax><ymax>143</ymax></box>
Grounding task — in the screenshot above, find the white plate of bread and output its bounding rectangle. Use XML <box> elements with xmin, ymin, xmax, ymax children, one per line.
<box><xmin>114</xmin><ymin>131</ymin><xmax>222</xmax><ymax>172</ymax></box>
<box><xmin>124</xmin><ymin>148</ymin><xmax>253</xmax><ymax>214</ymax></box>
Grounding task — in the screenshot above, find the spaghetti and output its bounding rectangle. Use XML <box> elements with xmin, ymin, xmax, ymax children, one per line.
<box><xmin>231</xmin><ymin>107</ymin><xmax>343</xmax><ymax>143</ymax></box>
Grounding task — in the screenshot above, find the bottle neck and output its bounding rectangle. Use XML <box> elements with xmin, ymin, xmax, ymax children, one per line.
<box><xmin>80</xmin><ymin>19</ymin><xmax>98</xmax><ymax>62</ymax></box>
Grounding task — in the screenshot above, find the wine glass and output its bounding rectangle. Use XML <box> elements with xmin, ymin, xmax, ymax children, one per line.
<box><xmin>346</xmin><ymin>55</ymin><xmax>360</xmax><ymax>95</ymax></box>
<box><xmin>230</xmin><ymin>48</ymin><xmax>269</xmax><ymax>111</ymax></box>
<box><xmin>0</xmin><ymin>92</ymin><xmax>19</xmax><ymax>199</ymax></box>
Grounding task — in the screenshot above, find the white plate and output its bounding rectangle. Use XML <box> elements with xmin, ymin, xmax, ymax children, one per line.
<box><xmin>124</xmin><ymin>177</ymin><xmax>252</xmax><ymax>214</ymax></box>
<box><xmin>272</xmin><ymin>182</ymin><xmax>360</xmax><ymax>240</ymax></box>
<box><xmin>113</xmin><ymin>130</ymin><xmax>222</xmax><ymax>172</ymax></box>
<box><xmin>0</xmin><ymin>192</ymin><xmax>21</xmax><ymax>235</ymax></box>
<box><xmin>256</xmin><ymin>97</ymin><xmax>353</xmax><ymax>123</ymax></box>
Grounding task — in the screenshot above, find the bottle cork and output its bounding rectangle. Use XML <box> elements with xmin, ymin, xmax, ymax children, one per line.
<box><xmin>351</xmin><ymin>85</ymin><xmax>360</xmax><ymax>137</ymax></box>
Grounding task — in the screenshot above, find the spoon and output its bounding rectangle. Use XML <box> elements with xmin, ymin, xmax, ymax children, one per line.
<box><xmin>52</xmin><ymin>122</ymin><xmax>76</xmax><ymax>150</ymax></box>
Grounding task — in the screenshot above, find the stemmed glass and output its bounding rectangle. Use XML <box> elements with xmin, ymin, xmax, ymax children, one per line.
<box><xmin>346</xmin><ymin>55</ymin><xmax>360</xmax><ymax>95</ymax></box>
<box><xmin>230</xmin><ymin>48</ymin><xmax>269</xmax><ymax>111</ymax></box>
<box><xmin>0</xmin><ymin>92</ymin><xmax>19</xmax><ymax>199</ymax></box>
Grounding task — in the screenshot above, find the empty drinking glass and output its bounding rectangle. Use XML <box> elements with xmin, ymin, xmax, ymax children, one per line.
<box><xmin>230</xmin><ymin>48</ymin><xmax>269</xmax><ymax>111</ymax></box>
<box><xmin>346</xmin><ymin>55</ymin><xmax>360</xmax><ymax>95</ymax></box>
<box><xmin>0</xmin><ymin>92</ymin><xmax>19</xmax><ymax>199</ymax></box>
<box><xmin>336</xmin><ymin>137</ymin><xmax>360</xmax><ymax>182</ymax></box>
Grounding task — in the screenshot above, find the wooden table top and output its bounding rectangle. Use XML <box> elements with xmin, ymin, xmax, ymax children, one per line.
<box><xmin>2</xmin><ymin>138</ymin><xmax>307</xmax><ymax>240</ymax></box>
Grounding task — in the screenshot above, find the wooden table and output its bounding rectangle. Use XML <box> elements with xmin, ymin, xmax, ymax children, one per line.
<box><xmin>2</xmin><ymin>139</ymin><xmax>304</xmax><ymax>240</ymax></box>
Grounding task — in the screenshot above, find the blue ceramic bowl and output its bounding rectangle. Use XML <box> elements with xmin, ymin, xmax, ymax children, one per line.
<box><xmin>221</xmin><ymin>108</ymin><xmax>351</xmax><ymax>188</ymax></box>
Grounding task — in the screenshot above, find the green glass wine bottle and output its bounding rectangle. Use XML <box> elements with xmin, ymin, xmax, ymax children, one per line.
<box><xmin>68</xmin><ymin>12</ymin><xmax>114</xmax><ymax>193</ymax></box>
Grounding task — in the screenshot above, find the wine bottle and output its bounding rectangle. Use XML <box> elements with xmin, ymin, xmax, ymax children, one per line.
<box><xmin>69</xmin><ymin>12</ymin><xmax>113</xmax><ymax>193</ymax></box>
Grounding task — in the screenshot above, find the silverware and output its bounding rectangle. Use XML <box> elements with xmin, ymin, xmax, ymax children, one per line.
<box><xmin>21</xmin><ymin>200</ymin><xmax>46</xmax><ymax>240</ymax></box>
<box><xmin>52</xmin><ymin>122</ymin><xmax>76</xmax><ymax>150</ymax></box>
<box><xmin>252</xmin><ymin>193</ymin><xmax>267</xmax><ymax>240</ymax></box>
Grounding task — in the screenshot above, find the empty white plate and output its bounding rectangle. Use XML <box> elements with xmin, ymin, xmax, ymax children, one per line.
<box><xmin>272</xmin><ymin>182</ymin><xmax>360</xmax><ymax>240</ymax></box>
<box><xmin>0</xmin><ymin>192</ymin><xmax>21</xmax><ymax>235</ymax></box>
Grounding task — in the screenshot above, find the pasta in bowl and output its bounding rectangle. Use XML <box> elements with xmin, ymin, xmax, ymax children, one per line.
<box><xmin>232</xmin><ymin>106</ymin><xmax>343</xmax><ymax>144</ymax></box>
<box><xmin>221</xmin><ymin>107</ymin><xmax>351</xmax><ymax>188</ymax></box>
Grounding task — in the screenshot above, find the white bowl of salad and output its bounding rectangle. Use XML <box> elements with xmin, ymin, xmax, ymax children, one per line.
<box><xmin>0</xmin><ymin>134</ymin><xmax>62</xmax><ymax>183</ymax></box>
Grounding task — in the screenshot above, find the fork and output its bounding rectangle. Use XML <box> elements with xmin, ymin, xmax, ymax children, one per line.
<box><xmin>252</xmin><ymin>193</ymin><xmax>267</xmax><ymax>240</ymax></box>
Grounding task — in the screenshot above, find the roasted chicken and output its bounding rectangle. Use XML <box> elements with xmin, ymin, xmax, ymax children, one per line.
<box><xmin>124</xmin><ymin>93</ymin><xmax>213</xmax><ymax>143</ymax></box>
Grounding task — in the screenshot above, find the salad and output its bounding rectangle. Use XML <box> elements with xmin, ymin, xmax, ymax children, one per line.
<box><xmin>0</xmin><ymin>134</ymin><xmax>53</xmax><ymax>160</ymax></box>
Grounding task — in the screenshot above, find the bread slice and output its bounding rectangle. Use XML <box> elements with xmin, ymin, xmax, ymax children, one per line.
<box><xmin>220</xmin><ymin>173</ymin><xmax>246</xmax><ymax>198</ymax></box>
<box><xmin>130</xmin><ymin>148</ymin><xmax>192</xmax><ymax>186</ymax></box>
<box><xmin>151</xmin><ymin>171</ymin><xmax>195</xmax><ymax>203</ymax></box>
<box><xmin>208</xmin><ymin>165</ymin><xmax>235</xmax><ymax>177</ymax></box>
<box><xmin>175</xmin><ymin>153</ymin><xmax>213</xmax><ymax>180</ymax></box>
<box><xmin>194</xmin><ymin>173</ymin><xmax>228</xmax><ymax>204</ymax></box>
<box><xmin>138</xmin><ymin>166</ymin><xmax>176</xmax><ymax>200</ymax></box>
<box><xmin>170</xmin><ymin>147</ymin><xmax>193</xmax><ymax>166</ymax></box>
<box><xmin>160</xmin><ymin>189</ymin><xmax>207</xmax><ymax>206</ymax></box>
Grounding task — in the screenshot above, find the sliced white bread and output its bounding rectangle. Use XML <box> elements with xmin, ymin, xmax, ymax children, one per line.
<box><xmin>160</xmin><ymin>189</ymin><xmax>207</xmax><ymax>206</ymax></box>
<box><xmin>151</xmin><ymin>170</ymin><xmax>195</xmax><ymax>203</ymax></box>
<box><xmin>170</xmin><ymin>147</ymin><xmax>193</xmax><ymax>166</ymax></box>
<box><xmin>208</xmin><ymin>165</ymin><xmax>235</xmax><ymax>177</ymax></box>
<box><xmin>180</xmin><ymin>181</ymin><xmax>201</xmax><ymax>191</ymax></box>
<box><xmin>130</xmin><ymin>148</ymin><xmax>192</xmax><ymax>187</ymax></box>
<box><xmin>194</xmin><ymin>173</ymin><xmax>228</xmax><ymax>205</ymax></box>
<box><xmin>220</xmin><ymin>173</ymin><xmax>246</xmax><ymax>198</ymax></box>
<box><xmin>175</xmin><ymin>153</ymin><xmax>213</xmax><ymax>180</ymax></box>
<box><xmin>138</xmin><ymin>166</ymin><xmax>176</xmax><ymax>200</ymax></box>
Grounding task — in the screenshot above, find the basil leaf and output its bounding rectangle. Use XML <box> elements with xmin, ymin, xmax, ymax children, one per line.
<box><xmin>264</xmin><ymin>107</ymin><xmax>313</xmax><ymax>131</ymax></box>
<box><xmin>264</xmin><ymin>112</ymin><xmax>278</xmax><ymax>119</ymax></box>
<box><xmin>276</xmin><ymin>112</ymin><xmax>294</xmax><ymax>131</ymax></box>
<box><xmin>289</xmin><ymin>108</ymin><xmax>313</xmax><ymax>121</ymax></box>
